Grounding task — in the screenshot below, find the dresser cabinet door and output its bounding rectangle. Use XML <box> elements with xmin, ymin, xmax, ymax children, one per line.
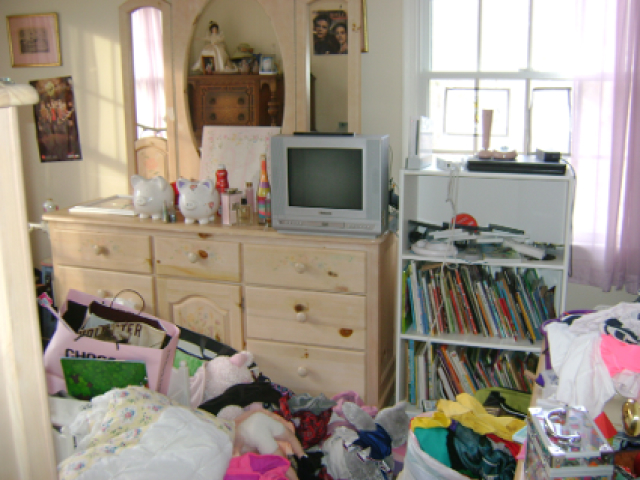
<box><xmin>54</xmin><ymin>265</ymin><xmax>155</xmax><ymax>314</ymax></box>
<box><xmin>156</xmin><ymin>277</ymin><xmax>243</xmax><ymax>351</ymax></box>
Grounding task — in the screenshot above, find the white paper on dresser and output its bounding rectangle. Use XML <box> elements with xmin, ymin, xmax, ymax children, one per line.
<box><xmin>199</xmin><ymin>126</ymin><xmax>281</xmax><ymax>190</ymax></box>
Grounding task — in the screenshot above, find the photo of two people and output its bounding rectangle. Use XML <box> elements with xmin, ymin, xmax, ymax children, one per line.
<box><xmin>312</xmin><ymin>10</ymin><xmax>348</xmax><ymax>55</ymax></box>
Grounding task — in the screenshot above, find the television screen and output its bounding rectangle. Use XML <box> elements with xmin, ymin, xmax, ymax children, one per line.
<box><xmin>287</xmin><ymin>148</ymin><xmax>363</xmax><ymax>210</ymax></box>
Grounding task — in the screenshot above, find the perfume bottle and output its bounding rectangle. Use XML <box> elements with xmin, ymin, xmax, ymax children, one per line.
<box><xmin>237</xmin><ymin>198</ymin><xmax>252</xmax><ymax>225</ymax></box>
<box><xmin>257</xmin><ymin>154</ymin><xmax>271</xmax><ymax>225</ymax></box>
<box><xmin>245</xmin><ymin>181</ymin><xmax>255</xmax><ymax>214</ymax></box>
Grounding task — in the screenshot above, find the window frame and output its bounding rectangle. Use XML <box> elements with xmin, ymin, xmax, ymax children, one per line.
<box><xmin>417</xmin><ymin>0</ymin><xmax>574</xmax><ymax>156</ymax></box>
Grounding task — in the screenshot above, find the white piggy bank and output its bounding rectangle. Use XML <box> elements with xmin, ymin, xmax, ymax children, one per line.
<box><xmin>177</xmin><ymin>178</ymin><xmax>220</xmax><ymax>225</ymax></box>
<box><xmin>131</xmin><ymin>175</ymin><xmax>175</xmax><ymax>219</ymax></box>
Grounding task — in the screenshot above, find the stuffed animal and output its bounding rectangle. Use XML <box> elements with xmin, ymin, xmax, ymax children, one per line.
<box><xmin>203</xmin><ymin>351</ymin><xmax>254</xmax><ymax>400</ymax></box>
<box><xmin>322</xmin><ymin>401</ymin><xmax>410</xmax><ymax>480</ymax></box>
<box><xmin>233</xmin><ymin>409</ymin><xmax>305</xmax><ymax>480</ymax></box>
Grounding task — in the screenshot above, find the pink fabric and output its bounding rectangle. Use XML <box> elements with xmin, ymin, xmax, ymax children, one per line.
<box><xmin>600</xmin><ymin>334</ymin><xmax>640</xmax><ymax>376</ymax></box>
<box><xmin>131</xmin><ymin>7</ymin><xmax>166</xmax><ymax>138</ymax></box>
<box><xmin>570</xmin><ymin>0</ymin><xmax>640</xmax><ymax>293</ymax></box>
<box><xmin>331</xmin><ymin>391</ymin><xmax>378</xmax><ymax>418</ymax></box>
<box><xmin>224</xmin><ymin>453</ymin><xmax>290</xmax><ymax>480</ymax></box>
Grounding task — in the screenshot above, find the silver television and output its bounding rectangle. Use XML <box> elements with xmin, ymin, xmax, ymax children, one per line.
<box><xmin>270</xmin><ymin>133</ymin><xmax>390</xmax><ymax>238</ymax></box>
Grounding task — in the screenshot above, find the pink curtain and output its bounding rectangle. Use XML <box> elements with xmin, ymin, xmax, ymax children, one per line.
<box><xmin>131</xmin><ymin>7</ymin><xmax>166</xmax><ymax>138</ymax></box>
<box><xmin>570</xmin><ymin>0</ymin><xmax>640</xmax><ymax>293</ymax></box>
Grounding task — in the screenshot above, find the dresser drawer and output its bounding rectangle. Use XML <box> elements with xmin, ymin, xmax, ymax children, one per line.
<box><xmin>245</xmin><ymin>286</ymin><xmax>365</xmax><ymax>350</ymax></box>
<box><xmin>203</xmin><ymin>90</ymin><xmax>252</xmax><ymax>125</ymax></box>
<box><xmin>247</xmin><ymin>339</ymin><xmax>365</xmax><ymax>398</ymax></box>
<box><xmin>243</xmin><ymin>244</ymin><xmax>366</xmax><ymax>293</ymax></box>
<box><xmin>49</xmin><ymin>229</ymin><xmax>152</xmax><ymax>273</ymax></box>
<box><xmin>155</xmin><ymin>236</ymin><xmax>241</xmax><ymax>282</ymax></box>
<box><xmin>54</xmin><ymin>265</ymin><xmax>154</xmax><ymax>314</ymax></box>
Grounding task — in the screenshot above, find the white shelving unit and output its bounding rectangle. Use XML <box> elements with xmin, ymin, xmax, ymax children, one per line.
<box><xmin>394</xmin><ymin>164</ymin><xmax>575</xmax><ymax>405</ymax></box>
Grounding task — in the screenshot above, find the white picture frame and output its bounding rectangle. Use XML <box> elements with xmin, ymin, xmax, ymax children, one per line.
<box><xmin>69</xmin><ymin>195</ymin><xmax>135</xmax><ymax>215</ymax></box>
<box><xmin>259</xmin><ymin>54</ymin><xmax>276</xmax><ymax>75</ymax></box>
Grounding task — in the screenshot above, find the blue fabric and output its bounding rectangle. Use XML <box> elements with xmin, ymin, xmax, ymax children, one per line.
<box><xmin>353</xmin><ymin>424</ymin><xmax>393</xmax><ymax>460</ymax></box>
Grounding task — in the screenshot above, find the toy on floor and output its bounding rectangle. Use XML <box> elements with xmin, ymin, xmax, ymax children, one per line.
<box><xmin>233</xmin><ymin>409</ymin><xmax>305</xmax><ymax>480</ymax></box>
<box><xmin>322</xmin><ymin>401</ymin><xmax>410</xmax><ymax>480</ymax></box>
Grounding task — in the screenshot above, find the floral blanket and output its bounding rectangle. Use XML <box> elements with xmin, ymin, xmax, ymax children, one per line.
<box><xmin>58</xmin><ymin>387</ymin><xmax>235</xmax><ymax>480</ymax></box>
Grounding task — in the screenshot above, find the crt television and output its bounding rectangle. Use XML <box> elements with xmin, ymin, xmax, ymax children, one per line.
<box><xmin>270</xmin><ymin>133</ymin><xmax>390</xmax><ymax>238</ymax></box>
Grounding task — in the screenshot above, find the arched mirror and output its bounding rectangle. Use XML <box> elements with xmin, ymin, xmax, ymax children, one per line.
<box><xmin>295</xmin><ymin>0</ymin><xmax>361</xmax><ymax>133</ymax></box>
<box><xmin>184</xmin><ymin>0</ymin><xmax>284</xmax><ymax>148</ymax></box>
<box><xmin>120</xmin><ymin>0</ymin><xmax>177</xmax><ymax>184</ymax></box>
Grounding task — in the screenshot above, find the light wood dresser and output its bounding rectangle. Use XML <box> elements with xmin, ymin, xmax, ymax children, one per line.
<box><xmin>43</xmin><ymin>208</ymin><xmax>397</xmax><ymax>407</ymax></box>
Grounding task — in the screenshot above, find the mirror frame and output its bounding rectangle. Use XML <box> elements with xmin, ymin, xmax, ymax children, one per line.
<box><xmin>119</xmin><ymin>0</ymin><xmax>177</xmax><ymax>184</ymax></box>
<box><xmin>120</xmin><ymin>0</ymin><xmax>362</xmax><ymax>182</ymax></box>
<box><xmin>295</xmin><ymin>0</ymin><xmax>361</xmax><ymax>133</ymax></box>
<box><xmin>172</xmin><ymin>0</ymin><xmax>299</xmax><ymax>180</ymax></box>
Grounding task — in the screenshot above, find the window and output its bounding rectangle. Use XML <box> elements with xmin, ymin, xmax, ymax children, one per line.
<box><xmin>420</xmin><ymin>0</ymin><xmax>575</xmax><ymax>156</ymax></box>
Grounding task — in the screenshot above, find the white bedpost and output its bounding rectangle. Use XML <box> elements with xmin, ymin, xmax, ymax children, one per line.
<box><xmin>0</xmin><ymin>81</ymin><xmax>57</xmax><ymax>479</ymax></box>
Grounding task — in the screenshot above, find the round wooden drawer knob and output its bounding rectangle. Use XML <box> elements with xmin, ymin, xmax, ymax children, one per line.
<box><xmin>186</xmin><ymin>252</ymin><xmax>198</xmax><ymax>263</ymax></box>
<box><xmin>93</xmin><ymin>244</ymin><xmax>106</xmax><ymax>255</ymax></box>
<box><xmin>97</xmin><ymin>289</ymin><xmax>109</xmax><ymax>298</ymax></box>
<box><xmin>297</xmin><ymin>366</ymin><xmax>308</xmax><ymax>377</ymax></box>
<box><xmin>294</xmin><ymin>262</ymin><xmax>306</xmax><ymax>273</ymax></box>
<box><xmin>296</xmin><ymin>312</ymin><xmax>307</xmax><ymax>322</ymax></box>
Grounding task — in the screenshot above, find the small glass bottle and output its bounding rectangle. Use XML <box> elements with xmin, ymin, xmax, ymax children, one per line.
<box><xmin>215</xmin><ymin>164</ymin><xmax>229</xmax><ymax>216</ymax></box>
<box><xmin>237</xmin><ymin>198</ymin><xmax>252</xmax><ymax>226</ymax></box>
<box><xmin>245</xmin><ymin>181</ymin><xmax>255</xmax><ymax>215</ymax></box>
<box><xmin>264</xmin><ymin>191</ymin><xmax>272</xmax><ymax>227</ymax></box>
<box><xmin>257</xmin><ymin>155</ymin><xmax>271</xmax><ymax>225</ymax></box>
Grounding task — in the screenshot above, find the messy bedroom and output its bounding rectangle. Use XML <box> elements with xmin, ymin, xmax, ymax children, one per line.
<box><xmin>1</xmin><ymin>0</ymin><xmax>639</xmax><ymax>479</ymax></box>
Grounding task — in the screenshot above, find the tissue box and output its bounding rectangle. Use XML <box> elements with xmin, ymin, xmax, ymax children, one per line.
<box><xmin>525</xmin><ymin>406</ymin><xmax>615</xmax><ymax>480</ymax></box>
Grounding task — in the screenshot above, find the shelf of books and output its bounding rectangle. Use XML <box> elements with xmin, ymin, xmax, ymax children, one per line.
<box><xmin>394</xmin><ymin>165</ymin><xmax>575</xmax><ymax>408</ymax></box>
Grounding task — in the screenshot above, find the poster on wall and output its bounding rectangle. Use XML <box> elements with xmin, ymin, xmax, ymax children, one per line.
<box><xmin>29</xmin><ymin>76</ymin><xmax>82</xmax><ymax>162</ymax></box>
<box><xmin>312</xmin><ymin>10</ymin><xmax>348</xmax><ymax>55</ymax></box>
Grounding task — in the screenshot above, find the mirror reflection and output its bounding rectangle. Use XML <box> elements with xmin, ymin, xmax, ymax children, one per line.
<box><xmin>186</xmin><ymin>0</ymin><xmax>284</xmax><ymax>145</ymax></box>
<box><xmin>309</xmin><ymin>3</ymin><xmax>349</xmax><ymax>132</ymax></box>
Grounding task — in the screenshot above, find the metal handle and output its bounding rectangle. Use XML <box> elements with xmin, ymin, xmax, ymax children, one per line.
<box><xmin>294</xmin><ymin>262</ymin><xmax>306</xmax><ymax>274</ymax></box>
<box><xmin>544</xmin><ymin>408</ymin><xmax>582</xmax><ymax>445</ymax></box>
<box><xmin>297</xmin><ymin>366</ymin><xmax>308</xmax><ymax>377</ymax></box>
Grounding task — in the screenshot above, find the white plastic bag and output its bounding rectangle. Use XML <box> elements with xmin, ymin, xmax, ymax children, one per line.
<box><xmin>400</xmin><ymin>430</ymin><xmax>470</xmax><ymax>480</ymax></box>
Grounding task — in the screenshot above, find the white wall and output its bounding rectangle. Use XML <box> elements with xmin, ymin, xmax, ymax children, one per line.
<box><xmin>0</xmin><ymin>0</ymin><xmax>127</xmax><ymax>272</ymax></box>
<box><xmin>0</xmin><ymin>0</ymin><xmax>634</xmax><ymax>310</ymax></box>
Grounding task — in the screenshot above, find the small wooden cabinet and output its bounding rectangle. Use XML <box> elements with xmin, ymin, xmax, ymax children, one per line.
<box><xmin>44</xmin><ymin>209</ymin><xmax>397</xmax><ymax>407</ymax></box>
<box><xmin>187</xmin><ymin>74</ymin><xmax>284</xmax><ymax>143</ymax></box>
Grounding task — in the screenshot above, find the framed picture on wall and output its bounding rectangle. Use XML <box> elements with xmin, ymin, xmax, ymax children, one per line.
<box><xmin>6</xmin><ymin>13</ymin><xmax>61</xmax><ymax>67</ymax></box>
<box><xmin>29</xmin><ymin>76</ymin><xmax>82</xmax><ymax>162</ymax></box>
<box><xmin>201</xmin><ymin>55</ymin><xmax>215</xmax><ymax>75</ymax></box>
<box><xmin>311</xmin><ymin>10</ymin><xmax>348</xmax><ymax>55</ymax></box>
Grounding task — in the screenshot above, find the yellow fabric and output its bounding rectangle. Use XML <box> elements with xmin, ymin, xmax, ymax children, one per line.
<box><xmin>411</xmin><ymin>411</ymin><xmax>452</xmax><ymax>430</ymax></box>
<box><xmin>436</xmin><ymin>393</ymin><xmax>526</xmax><ymax>441</ymax></box>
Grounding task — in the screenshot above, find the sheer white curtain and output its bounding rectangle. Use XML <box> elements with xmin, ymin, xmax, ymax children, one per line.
<box><xmin>570</xmin><ymin>0</ymin><xmax>640</xmax><ymax>294</ymax></box>
<box><xmin>131</xmin><ymin>7</ymin><xmax>166</xmax><ymax>139</ymax></box>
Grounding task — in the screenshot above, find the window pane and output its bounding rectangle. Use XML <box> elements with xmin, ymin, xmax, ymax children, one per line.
<box><xmin>531</xmin><ymin>0</ymin><xmax>575</xmax><ymax>72</ymax></box>
<box><xmin>444</xmin><ymin>88</ymin><xmax>509</xmax><ymax>136</ymax></box>
<box><xmin>478</xmin><ymin>79</ymin><xmax>526</xmax><ymax>153</ymax></box>
<box><xmin>429</xmin><ymin>79</ymin><xmax>476</xmax><ymax>152</ymax></box>
<box><xmin>480</xmin><ymin>0</ymin><xmax>529</xmax><ymax>71</ymax></box>
<box><xmin>530</xmin><ymin>81</ymin><xmax>572</xmax><ymax>154</ymax></box>
<box><xmin>431</xmin><ymin>0</ymin><xmax>478</xmax><ymax>71</ymax></box>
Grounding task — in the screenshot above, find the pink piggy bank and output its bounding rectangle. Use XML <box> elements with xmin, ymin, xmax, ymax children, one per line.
<box><xmin>131</xmin><ymin>175</ymin><xmax>175</xmax><ymax>219</ymax></box>
<box><xmin>177</xmin><ymin>178</ymin><xmax>220</xmax><ymax>225</ymax></box>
